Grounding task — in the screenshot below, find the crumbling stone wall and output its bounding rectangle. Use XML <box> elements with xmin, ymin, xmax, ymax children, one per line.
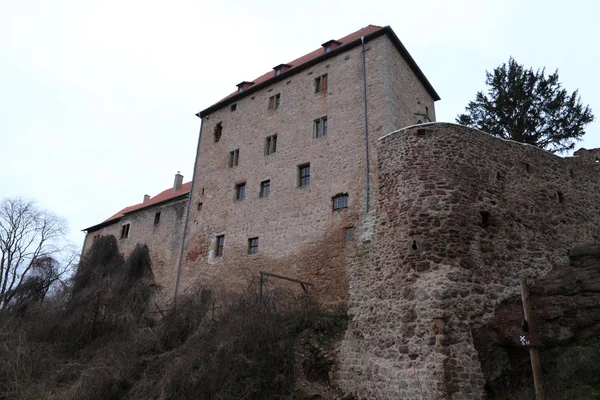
<box><xmin>338</xmin><ymin>123</ymin><xmax>600</xmax><ymax>399</ymax></box>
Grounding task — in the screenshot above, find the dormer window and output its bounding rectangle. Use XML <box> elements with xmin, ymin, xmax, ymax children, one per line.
<box><xmin>273</xmin><ymin>64</ymin><xmax>292</xmax><ymax>77</ymax></box>
<box><xmin>236</xmin><ymin>81</ymin><xmax>254</xmax><ymax>93</ymax></box>
<box><xmin>321</xmin><ymin>40</ymin><xmax>341</xmax><ymax>53</ymax></box>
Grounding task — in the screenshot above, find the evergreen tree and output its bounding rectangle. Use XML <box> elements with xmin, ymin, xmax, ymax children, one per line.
<box><xmin>457</xmin><ymin>57</ymin><xmax>594</xmax><ymax>153</ymax></box>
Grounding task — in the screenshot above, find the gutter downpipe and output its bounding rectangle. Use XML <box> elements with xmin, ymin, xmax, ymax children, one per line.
<box><xmin>361</xmin><ymin>36</ymin><xmax>370</xmax><ymax>214</ymax></box>
<box><xmin>173</xmin><ymin>116</ymin><xmax>204</xmax><ymax>309</ymax></box>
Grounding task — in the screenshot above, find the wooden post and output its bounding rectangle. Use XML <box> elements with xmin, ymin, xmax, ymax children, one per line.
<box><xmin>520</xmin><ymin>277</ymin><xmax>544</xmax><ymax>400</ymax></box>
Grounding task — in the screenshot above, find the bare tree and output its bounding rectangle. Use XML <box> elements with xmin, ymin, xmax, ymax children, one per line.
<box><xmin>0</xmin><ymin>198</ymin><xmax>73</xmax><ymax>311</ymax></box>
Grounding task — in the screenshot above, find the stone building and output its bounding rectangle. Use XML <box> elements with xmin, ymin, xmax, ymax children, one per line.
<box><xmin>176</xmin><ymin>24</ymin><xmax>440</xmax><ymax>305</ymax></box>
<box><xmin>82</xmin><ymin>173</ymin><xmax>190</xmax><ymax>301</ymax></box>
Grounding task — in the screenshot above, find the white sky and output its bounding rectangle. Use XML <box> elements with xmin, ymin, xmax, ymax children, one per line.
<box><xmin>1</xmin><ymin>0</ymin><xmax>599</xmax><ymax>248</ymax></box>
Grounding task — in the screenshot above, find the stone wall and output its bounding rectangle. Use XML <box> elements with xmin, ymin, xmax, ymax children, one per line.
<box><xmin>338</xmin><ymin>123</ymin><xmax>600</xmax><ymax>399</ymax></box>
<box><xmin>178</xmin><ymin>34</ymin><xmax>436</xmax><ymax>306</ymax></box>
<box><xmin>83</xmin><ymin>198</ymin><xmax>187</xmax><ymax>306</ymax></box>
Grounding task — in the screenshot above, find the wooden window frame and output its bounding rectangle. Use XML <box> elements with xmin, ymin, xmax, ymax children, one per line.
<box><xmin>314</xmin><ymin>116</ymin><xmax>328</xmax><ymax>138</ymax></box>
<box><xmin>265</xmin><ymin>134</ymin><xmax>277</xmax><ymax>155</ymax></box>
<box><xmin>215</xmin><ymin>235</ymin><xmax>225</xmax><ymax>257</ymax></box>
<box><xmin>248</xmin><ymin>237</ymin><xmax>259</xmax><ymax>254</ymax></box>
<box><xmin>229</xmin><ymin>149</ymin><xmax>240</xmax><ymax>168</ymax></box>
<box><xmin>315</xmin><ymin>74</ymin><xmax>328</xmax><ymax>94</ymax></box>
<box><xmin>298</xmin><ymin>164</ymin><xmax>310</xmax><ymax>188</ymax></box>
<box><xmin>260</xmin><ymin>180</ymin><xmax>270</xmax><ymax>198</ymax></box>
<box><xmin>235</xmin><ymin>182</ymin><xmax>246</xmax><ymax>201</ymax></box>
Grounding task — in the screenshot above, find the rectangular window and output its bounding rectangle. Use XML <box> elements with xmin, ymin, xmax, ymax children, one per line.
<box><xmin>268</xmin><ymin>93</ymin><xmax>281</xmax><ymax>110</ymax></box>
<box><xmin>260</xmin><ymin>180</ymin><xmax>270</xmax><ymax>197</ymax></box>
<box><xmin>314</xmin><ymin>116</ymin><xmax>328</xmax><ymax>138</ymax></box>
<box><xmin>197</xmin><ymin>202</ymin><xmax>203</xmax><ymax>211</ymax></box>
<box><xmin>154</xmin><ymin>212</ymin><xmax>161</xmax><ymax>225</ymax></box>
<box><xmin>345</xmin><ymin>227</ymin><xmax>354</xmax><ymax>242</ymax></box>
<box><xmin>215</xmin><ymin>235</ymin><xmax>225</xmax><ymax>257</ymax></box>
<box><xmin>120</xmin><ymin>223</ymin><xmax>130</xmax><ymax>239</ymax></box>
<box><xmin>231</xmin><ymin>103</ymin><xmax>237</xmax><ymax>111</ymax></box>
<box><xmin>229</xmin><ymin>149</ymin><xmax>239</xmax><ymax>168</ymax></box>
<box><xmin>265</xmin><ymin>134</ymin><xmax>277</xmax><ymax>155</ymax></box>
<box><xmin>248</xmin><ymin>237</ymin><xmax>259</xmax><ymax>254</ymax></box>
<box><xmin>315</xmin><ymin>74</ymin><xmax>328</xmax><ymax>94</ymax></box>
<box><xmin>235</xmin><ymin>182</ymin><xmax>246</xmax><ymax>201</ymax></box>
<box><xmin>298</xmin><ymin>164</ymin><xmax>310</xmax><ymax>188</ymax></box>
<box><xmin>332</xmin><ymin>193</ymin><xmax>349</xmax><ymax>211</ymax></box>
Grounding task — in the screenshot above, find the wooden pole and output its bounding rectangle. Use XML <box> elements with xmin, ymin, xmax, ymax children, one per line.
<box><xmin>520</xmin><ymin>277</ymin><xmax>544</xmax><ymax>400</ymax></box>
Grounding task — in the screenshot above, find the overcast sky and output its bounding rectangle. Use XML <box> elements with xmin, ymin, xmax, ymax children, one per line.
<box><xmin>1</xmin><ymin>0</ymin><xmax>598</xmax><ymax>248</ymax></box>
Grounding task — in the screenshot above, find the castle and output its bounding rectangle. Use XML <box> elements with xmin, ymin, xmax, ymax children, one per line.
<box><xmin>83</xmin><ymin>24</ymin><xmax>439</xmax><ymax>306</ymax></box>
<box><xmin>82</xmin><ymin>24</ymin><xmax>600</xmax><ymax>399</ymax></box>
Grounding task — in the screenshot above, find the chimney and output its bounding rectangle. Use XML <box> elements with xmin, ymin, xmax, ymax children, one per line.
<box><xmin>173</xmin><ymin>172</ymin><xmax>183</xmax><ymax>192</ymax></box>
<box><xmin>143</xmin><ymin>194</ymin><xmax>150</xmax><ymax>203</ymax></box>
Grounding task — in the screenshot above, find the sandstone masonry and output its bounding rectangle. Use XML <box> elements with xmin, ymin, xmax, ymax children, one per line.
<box><xmin>337</xmin><ymin>123</ymin><xmax>600</xmax><ymax>399</ymax></box>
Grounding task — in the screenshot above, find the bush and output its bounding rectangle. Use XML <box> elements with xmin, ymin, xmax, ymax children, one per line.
<box><xmin>0</xmin><ymin>238</ymin><xmax>344</xmax><ymax>399</ymax></box>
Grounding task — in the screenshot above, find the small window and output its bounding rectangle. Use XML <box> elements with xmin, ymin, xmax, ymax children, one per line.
<box><xmin>332</xmin><ymin>193</ymin><xmax>349</xmax><ymax>211</ymax></box>
<box><xmin>229</xmin><ymin>149</ymin><xmax>240</xmax><ymax>168</ymax></box>
<box><xmin>197</xmin><ymin>202</ymin><xmax>203</xmax><ymax>211</ymax></box>
<box><xmin>235</xmin><ymin>182</ymin><xmax>246</xmax><ymax>201</ymax></box>
<box><xmin>214</xmin><ymin>122</ymin><xmax>223</xmax><ymax>142</ymax></box>
<box><xmin>325</xmin><ymin>44</ymin><xmax>332</xmax><ymax>53</ymax></box>
<box><xmin>248</xmin><ymin>237</ymin><xmax>259</xmax><ymax>254</ymax></box>
<box><xmin>231</xmin><ymin>104</ymin><xmax>237</xmax><ymax>111</ymax></box>
<box><xmin>298</xmin><ymin>164</ymin><xmax>310</xmax><ymax>188</ymax></box>
<box><xmin>93</xmin><ymin>234</ymin><xmax>100</xmax><ymax>242</ymax></box>
<box><xmin>120</xmin><ymin>223</ymin><xmax>130</xmax><ymax>239</ymax></box>
<box><xmin>201</xmin><ymin>187</ymin><xmax>205</xmax><ymax>195</ymax></box>
<box><xmin>215</xmin><ymin>235</ymin><xmax>225</xmax><ymax>257</ymax></box>
<box><xmin>260</xmin><ymin>180</ymin><xmax>270</xmax><ymax>198</ymax></box>
<box><xmin>154</xmin><ymin>212</ymin><xmax>161</xmax><ymax>225</ymax></box>
<box><xmin>315</xmin><ymin>74</ymin><xmax>328</xmax><ymax>94</ymax></box>
<box><xmin>314</xmin><ymin>116</ymin><xmax>328</xmax><ymax>138</ymax></box>
<box><xmin>265</xmin><ymin>134</ymin><xmax>277</xmax><ymax>155</ymax></box>
<box><xmin>268</xmin><ymin>93</ymin><xmax>281</xmax><ymax>110</ymax></box>
<box><xmin>275</xmin><ymin>67</ymin><xmax>281</xmax><ymax>76</ymax></box>
<box><xmin>238</xmin><ymin>87</ymin><xmax>243</xmax><ymax>94</ymax></box>
<box><xmin>345</xmin><ymin>227</ymin><xmax>354</xmax><ymax>242</ymax></box>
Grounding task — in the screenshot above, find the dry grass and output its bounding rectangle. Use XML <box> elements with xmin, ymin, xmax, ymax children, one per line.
<box><xmin>0</xmin><ymin>235</ymin><xmax>343</xmax><ymax>400</ymax></box>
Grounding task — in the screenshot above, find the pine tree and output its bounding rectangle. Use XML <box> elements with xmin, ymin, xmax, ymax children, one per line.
<box><xmin>457</xmin><ymin>57</ymin><xmax>594</xmax><ymax>153</ymax></box>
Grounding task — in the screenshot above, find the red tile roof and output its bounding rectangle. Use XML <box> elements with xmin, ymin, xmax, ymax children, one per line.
<box><xmin>84</xmin><ymin>182</ymin><xmax>192</xmax><ymax>231</ymax></box>
<box><xmin>199</xmin><ymin>24</ymin><xmax>439</xmax><ymax>117</ymax></box>
<box><xmin>214</xmin><ymin>25</ymin><xmax>383</xmax><ymax>106</ymax></box>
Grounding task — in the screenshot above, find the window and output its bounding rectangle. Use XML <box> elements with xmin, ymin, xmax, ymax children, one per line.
<box><xmin>248</xmin><ymin>237</ymin><xmax>259</xmax><ymax>254</ymax></box>
<box><xmin>345</xmin><ymin>227</ymin><xmax>354</xmax><ymax>242</ymax></box>
<box><xmin>275</xmin><ymin>67</ymin><xmax>281</xmax><ymax>76</ymax></box>
<box><xmin>215</xmin><ymin>235</ymin><xmax>225</xmax><ymax>257</ymax></box>
<box><xmin>325</xmin><ymin>44</ymin><xmax>332</xmax><ymax>53</ymax></box>
<box><xmin>265</xmin><ymin>134</ymin><xmax>277</xmax><ymax>155</ymax></box>
<box><xmin>298</xmin><ymin>164</ymin><xmax>310</xmax><ymax>187</ymax></box>
<box><xmin>235</xmin><ymin>182</ymin><xmax>246</xmax><ymax>201</ymax></box>
<box><xmin>314</xmin><ymin>116</ymin><xmax>328</xmax><ymax>138</ymax></box>
<box><xmin>332</xmin><ymin>193</ymin><xmax>349</xmax><ymax>211</ymax></box>
<box><xmin>238</xmin><ymin>87</ymin><xmax>243</xmax><ymax>93</ymax></box>
<box><xmin>214</xmin><ymin>122</ymin><xmax>223</xmax><ymax>142</ymax></box>
<box><xmin>260</xmin><ymin>180</ymin><xmax>270</xmax><ymax>197</ymax></box>
<box><xmin>231</xmin><ymin>103</ymin><xmax>237</xmax><ymax>111</ymax></box>
<box><xmin>120</xmin><ymin>223</ymin><xmax>130</xmax><ymax>239</ymax></box>
<box><xmin>268</xmin><ymin>93</ymin><xmax>281</xmax><ymax>110</ymax></box>
<box><xmin>93</xmin><ymin>234</ymin><xmax>100</xmax><ymax>242</ymax></box>
<box><xmin>197</xmin><ymin>202</ymin><xmax>203</xmax><ymax>211</ymax></box>
<box><xmin>154</xmin><ymin>212</ymin><xmax>161</xmax><ymax>225</ymax></box>
<box><xmin>201</xmin><ymin>187</ymin><xmax>205</xmax><ymax>195</ymax></box>
<box><xmin>315</xmin><ymin>74</ymin><xmax>328</xmax><ymax>94</ymax></box>
<box><xmin>229</xmin><ymin>149</ymin><xmax>239</xmax><ymax>168</ymax></box>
